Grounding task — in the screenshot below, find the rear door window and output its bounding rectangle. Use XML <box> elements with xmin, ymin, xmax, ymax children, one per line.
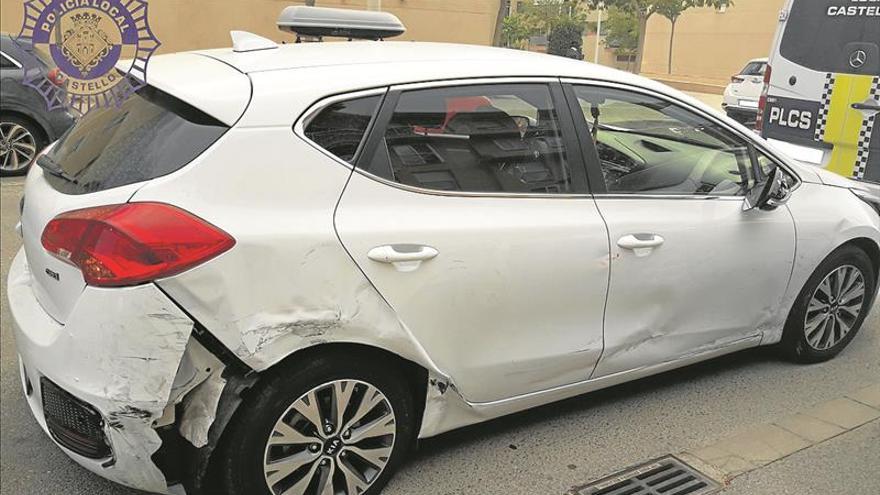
<box><xmin>361</xmin><ymin>83</ymin><xmax>582</xmax><ymax>194</ymax></box>
<box><xmin>41</xmin><ymin>86</ymin><xmax>228</xmax><ymax>194</ymax></box>
<box><xmin>780</xmin><ymin>0</ymin><xmax>880</xmax><ymax>75</ymax></box>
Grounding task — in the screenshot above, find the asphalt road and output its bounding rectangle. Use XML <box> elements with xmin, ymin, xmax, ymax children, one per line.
<box><xmin>1</xmin><ymin>175</ymin><xmax>879</xmax><ymax>495</ymax></box>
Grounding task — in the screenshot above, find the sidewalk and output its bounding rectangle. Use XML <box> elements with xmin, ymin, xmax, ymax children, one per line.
<box><xmin>722</xmin><ymin>420</ymin><xmax>880</xmax><ymax>495</ymax></box>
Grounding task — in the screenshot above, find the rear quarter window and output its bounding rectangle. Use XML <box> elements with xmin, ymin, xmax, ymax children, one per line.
<box><xmin>780</xmin><ymin>0</ymin><xmax>880</xmax><ymax>75</ymax></box>
<box><xmin>303</xmin><ymin>95</ymin><xmax>382</xmax><ymax>163</ymax></box>
<box><xmin>42</xmin><ymin>86</ymin><xmax>228</xmax><ymax>194</ymax></box>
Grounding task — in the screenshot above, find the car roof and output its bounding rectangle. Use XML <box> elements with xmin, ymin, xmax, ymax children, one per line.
<box><xmin>195</xmin><ymin>41</ymin><xmax>643</xmax><ymax>82</ymax></box>
<box><xmin>143</xmin><ymin>40</ymin><xmax>711</xmax><ymax>127</ymax></box>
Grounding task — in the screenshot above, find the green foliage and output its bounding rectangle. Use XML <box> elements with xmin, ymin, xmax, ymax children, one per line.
<box><xmin>587</xmin><ymin>0</ymin><xmax>731</xmax><ymax>19</ymax></box>
<box><xmin>548</xmin><ymin>18</ymin><xmax>585</xmax><ymax>58</ymax></box>
<box><xmin>602</xmin><ymin>6</ymin><xmax>638</xmax><ymax>54</ymax></box>
<box><xmin>501</xmin><ymin>0</ymin><xmax>588</xmax><ymax>49</ymax></box>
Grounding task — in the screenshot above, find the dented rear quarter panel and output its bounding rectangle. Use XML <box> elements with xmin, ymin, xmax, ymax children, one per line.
<box><xmin>130</xmin><ymin>125</ymin><xmax>443</xmax><ymax>380</ymax></box>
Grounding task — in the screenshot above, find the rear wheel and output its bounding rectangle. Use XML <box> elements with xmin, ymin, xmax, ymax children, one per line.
<box><xmin>781</xmin><ymin>245</ymin><xmax>875</xmax><ymax>363</ymax></box>
<box><xmin>0</xmin><ymin>115</ymin><xmax>45</xmax><ymax>176</ymax></box>
<box><xmin>218</xmin><ymin>352</ymin><xmax>415</xmax><ymax>495</ymax></box>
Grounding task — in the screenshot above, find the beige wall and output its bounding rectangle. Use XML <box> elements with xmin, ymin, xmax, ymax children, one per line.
<box><xmin>0</xmin><ymin>0</ymin><xmax>501</xmax><ymax>53</ymax></box>
<box><xmin>640</xmin><ymin>0</ymin><xmax>785</xmax><ymax>84</ymax></box>
<box><xmin>0</xmin><ymin>0</ymin><xmax>785</xmax><ymax>87</ymax></box>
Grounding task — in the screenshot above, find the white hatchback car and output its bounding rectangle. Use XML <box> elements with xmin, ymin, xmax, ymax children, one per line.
<box><xmin>722</xmin><ymin>57</ymin><xmax>768</xmax><ymax>126</ymax></box>
<box><xmin>7</xmin><ymin>9</ymin><xmax>880</xmax><ymax>495</ymax></box>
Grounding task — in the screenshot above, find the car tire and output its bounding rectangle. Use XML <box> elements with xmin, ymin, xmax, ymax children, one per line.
<box><xmin>216</xmin><ymin>350</ymin><xmax>416</xmax><ymax>495</ymax></box>
<box><xmin>0</xmin><ymin>114</ymin><xmax>46</xmax><ymax>177</ymax></box>
<box><xmin>780</xmin><ymin>245</ymin><xmax>876</xmax><ymax>363</ymax></box>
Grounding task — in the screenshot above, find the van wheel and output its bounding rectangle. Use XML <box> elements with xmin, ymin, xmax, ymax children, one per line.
<box><xmin>781</xmin><ymin>246</ymin><xmax>875</xmax><ymax>363</ymax></box>
<box><xmin>217</xmin><ymin>352</ymin><xmax>415</xmax><ymax>495</ymax></box>
<box><xmin>0</xmin><ymin>115</ymin><xmax>46</xmax><ymax>176</ymax></box>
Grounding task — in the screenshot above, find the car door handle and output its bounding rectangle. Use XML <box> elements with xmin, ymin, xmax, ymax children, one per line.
<box><xmin>368</xmin><ymin>244</ymin><xmax>439</xmax><ymax>271</ymax></box>
<box><xmin>618</xmin><ymin>234</ymin><xmax>664</xmax><ymax>257</ymax></box>
<box><xmin>852</xmin><ymin>102</ymin><xmax>880</xmax><ymax>112</ymax></box>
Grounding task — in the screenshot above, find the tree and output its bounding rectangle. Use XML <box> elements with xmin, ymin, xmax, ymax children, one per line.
<box><xmin>495</xmin><ymin>0</ymin><xmax>588</xmax><ymax>48</ymax></box>
<box><xmin>548</xmin><ymin>18</ymin><xmax>584</xmax><ymax>58</ymax></box>
<box><xmin>653</xmin><ymin>0</ymin><xmax>703</xmax><ymax>74</ymax></box>
<box><xmin>587</xmin><ymin>0</ymin><xmax>730</xmax><ymax>74</ymax></box>
<box><xmin>602</xmin><ymin>6</ymin><xmax>639</xmax><ymax>70</ymax></box>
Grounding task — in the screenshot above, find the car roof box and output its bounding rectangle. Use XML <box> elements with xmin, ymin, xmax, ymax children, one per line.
<box><xmin>277</xmin><ymin>6</ymin><xmax>406</xmax><ymax>41</ymax></box>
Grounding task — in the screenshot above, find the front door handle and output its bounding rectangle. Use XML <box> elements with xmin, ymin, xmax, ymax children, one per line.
<box><xmin>368</xmin><ymin>244</ymin><xmax>439</xmax><ymax>272</ymax></box>
<box><xmin>618</xmin><ymin>234</ymin><xmax>665</xmax><ymax>257</ymax></box>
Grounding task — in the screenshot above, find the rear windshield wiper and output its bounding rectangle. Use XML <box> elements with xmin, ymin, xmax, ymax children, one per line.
<box><xmin>37</xmin><ymin>155</ymin><xmax>79</xmax><ymax>185</ymax></box>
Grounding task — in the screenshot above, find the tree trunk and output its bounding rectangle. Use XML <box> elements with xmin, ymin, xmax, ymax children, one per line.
<box><xmin>634</xmin><ymin>12</ymin><xmax>648</xmax><ymax>74</ymax></box>
<box><xmin>492</xmin><ymin>0</ymin><xmax>508</xmax><ymax>47</ymax></box>
<box><xmin>667</xmin><ymin>18</ymin><xmax>677</xmax><ymax>74</ymax></box>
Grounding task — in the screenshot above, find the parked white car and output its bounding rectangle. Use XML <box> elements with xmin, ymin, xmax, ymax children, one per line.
<box><xmin>7</xmin><ymin>8</ymin><xmax>880</xmax><ymax>495</ymax></box>
<box><xmin>722</xmin><ymin>57</ymin><xmax>768</xmax><ymax>126</ymax></box>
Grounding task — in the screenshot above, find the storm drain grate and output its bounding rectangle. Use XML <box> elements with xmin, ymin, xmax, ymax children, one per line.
<box><xmin>568</xmin><ymin>456</ymin><xmax>720</xmax><ymax>495</ymax></box>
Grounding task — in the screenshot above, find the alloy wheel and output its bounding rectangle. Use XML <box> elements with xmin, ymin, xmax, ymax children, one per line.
<box><xmin>263</xmin><ymin>379</ymin><xmax>396</xmax><ymax>495</ymax></box>
<box><xmin>0</xmin><ymin>122</ymin><xmax>38</xmax><ymax>172</ymax></box>
<box><xmin>804</xmin><ymin>265</ymin><xmax>866</xmax><ymax>351</ymax></box>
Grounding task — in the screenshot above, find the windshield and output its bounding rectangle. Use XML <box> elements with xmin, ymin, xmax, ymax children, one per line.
<box><xmin>780</xmin><ymin>0</ymin><xmax>879</xmax><ymax>75</ymax></box>
<box><xmin>42</xmin><ymin>85</ymin><xmax>228</xmax><ymax>194</ymax></box>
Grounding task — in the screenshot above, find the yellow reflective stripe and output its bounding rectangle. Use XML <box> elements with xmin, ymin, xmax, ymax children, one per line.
<box><xmin>825</xmin><ymin>74</ymin><xmax>874</xmax><ymax>177</ymax></box>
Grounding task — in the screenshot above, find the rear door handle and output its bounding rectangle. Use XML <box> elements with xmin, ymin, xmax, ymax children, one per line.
<box><xmin>368</xmin><ymin>244</ymin><xmax>439</xmax><ymax>272</ymax></box>
<box><xmin>618</xmin><ymin>234</ymin><xmax>664</xmax><ymax>257</ymax></box>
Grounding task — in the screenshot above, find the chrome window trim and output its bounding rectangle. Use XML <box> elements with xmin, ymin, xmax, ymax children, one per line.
<box><xmin>390</xmin><ymin>76</ymin><xmax>560</xmax><ymax>92</ymax></box>
<box><xmin>0</xmin><ymin>50</ymin><xmax>22</xmax><ymax>69</ymax></box>
<box><xmin>561</xmin><ymin>77</ymin><xmax>803</xmax><ymax>200</ymax></box>
<box><xmin>292</xmin><ymin>86</ymin><xmax>389</xmax><ymax>171</ymax></box>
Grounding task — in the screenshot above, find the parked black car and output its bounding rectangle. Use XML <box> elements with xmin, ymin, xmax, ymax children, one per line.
<box><xmin>1</xmin><ymin>33</ymin><xmax>74</xmax><ymax>176</ymax></box>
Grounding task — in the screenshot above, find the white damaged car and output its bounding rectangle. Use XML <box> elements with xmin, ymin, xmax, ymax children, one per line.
<box><xmin>8</xmin><ymin>7</ymin><xmax>880</xmax><ymax>495</ymax></box>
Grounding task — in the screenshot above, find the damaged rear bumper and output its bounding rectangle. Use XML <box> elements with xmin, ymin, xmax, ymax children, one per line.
<box><xmin>8</xmin><ymin>248</ymin><xmax>198</xmax><ymax>494</ymax></box>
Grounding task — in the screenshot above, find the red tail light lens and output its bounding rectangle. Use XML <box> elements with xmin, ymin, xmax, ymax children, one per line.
<box><xmin>41</xmin><ymin>203</ymin><xmax>235</xmax><ymax>287</ymax></box>
<box><xmin>755</xmin><ymin>65</ymin><xmax>772</xmax><ymax>132</ymax></box>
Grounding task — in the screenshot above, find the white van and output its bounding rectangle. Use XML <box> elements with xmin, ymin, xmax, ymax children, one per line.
<box><xmin>759</xmin><ymin>0</ymin><xmax>879</xmax><ymax>182</ymax></box>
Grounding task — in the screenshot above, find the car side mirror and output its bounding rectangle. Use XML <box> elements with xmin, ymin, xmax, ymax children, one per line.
<box><xmin>743</xmin><ymin>166</ymin><xmax>791</xmax><ymax>211</ymax></box>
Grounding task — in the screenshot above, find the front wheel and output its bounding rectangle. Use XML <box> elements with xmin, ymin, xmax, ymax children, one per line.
<box><xmin>781</xmin><ymin>245</ymin><xmax>876</xmax><ymax>363</ymax></box>
<box><xmin>217</xmin><ymin>352</ymin><xmax>415</xmax><ymax>495</ymax></box>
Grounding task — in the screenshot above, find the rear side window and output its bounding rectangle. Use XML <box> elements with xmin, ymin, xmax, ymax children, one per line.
<box><xmin>304</xmin><ymin>95</ymin><xmax>381</xmax><ymax>163</ymax></box>
<box><xmin>361</xmin><ymin>84</ymin><xmax>579</xmax><ymax>194</ymax></box>
<box><xmin>42</xmin><ymin>86</ymin><xmax>228</xmax><ymax>194</ymax></box>
<box><xmin>780</xmin><ymin>0</ymin><xmax>880</xmax><ymax>75</ymax></box>
<box><xmin>740</xmin><ymin>61</ymin><xmax>766</xmax><ymax>76</ymax></box>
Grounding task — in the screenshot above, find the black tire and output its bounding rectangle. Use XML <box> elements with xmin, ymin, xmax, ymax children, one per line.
<box><xmin>0</xmin><ymin>114</ymin><xmax>47</xmax><ymax>177</ymax></box>
<box><xmin>216</xmin><ymin>351</ymin><xmax>415</xmax><ymax>495</ymax></box>
<box><xmin>781</xmin><ymin>245</ymin><xmax>876</xmax><ymax>363</ymax></box>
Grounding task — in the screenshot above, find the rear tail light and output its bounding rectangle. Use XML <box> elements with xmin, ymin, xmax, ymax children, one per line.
<box><xmin>47</xmin><ymin>67</ymin><xmax>66</xmax><ymax>86</ymax></box>
<box><xmin>755</xmin><ymin>65</ymin><xmax>772</xmax><ymax>132</ymax></box>
<box><xmin>41</xmin><ymin>203</ymin><xmax>235</xmax><ymax>287</ymax></box>
<box><xmin>731</xmin><ymin>75</ymin><xmax>745</xmax><ymax>83</ymax></box>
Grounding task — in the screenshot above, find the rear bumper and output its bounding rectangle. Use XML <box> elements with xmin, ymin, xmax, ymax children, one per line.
<box><xmin>7</xmin><ymin>248</ymin><xmax>194</xmax><ymax>494</ymax></box>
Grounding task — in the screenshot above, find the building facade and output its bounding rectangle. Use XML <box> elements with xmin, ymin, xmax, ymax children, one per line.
<box><xmin>0</xmin><ymin>0</ymin><xmax>783</xmax><ymax>91</ymax></box>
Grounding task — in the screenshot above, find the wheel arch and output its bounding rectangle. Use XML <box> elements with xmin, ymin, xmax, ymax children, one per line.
<box><xmin>842</xmin><ymin>237</ymin><xmax>880</xmax><ymax>282</ymax></box>
<box><xmin>258</xmin><ymin>341</ymin><xmax>430</xmax><ymax>431</ymax></box>
<box><xmin>0</xmin><ymin>108</ymin><xmax>50</xmax><ymax>142</ymax></box>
